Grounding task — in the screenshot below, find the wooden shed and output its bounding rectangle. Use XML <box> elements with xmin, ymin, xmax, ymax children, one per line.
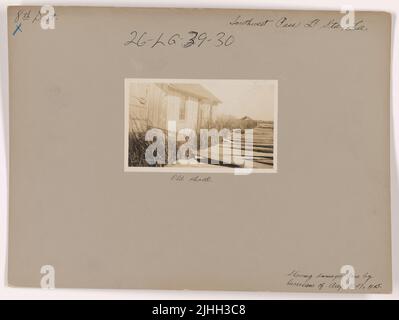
<box><xmin>128</xmin><ymin>82</ymin><xmax>221</xmax><ymax>134</ymax></box>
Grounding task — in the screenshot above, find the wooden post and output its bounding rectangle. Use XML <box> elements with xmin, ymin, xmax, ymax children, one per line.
<box><xmin>197</xmin><ymin>100</ymin><xmax>202</xmax><ymax>133</ymax></box>
<box><xmin>209</xmin><ymin>103</ymin><xmax>213</xmax><ymax>129</ymax></box>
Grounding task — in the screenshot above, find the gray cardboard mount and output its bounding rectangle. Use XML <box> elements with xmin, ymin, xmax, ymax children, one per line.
<box><xmin>7</xmin><ymin>6</ymin><xmax>392</xmax><ymax>292</ymax></box>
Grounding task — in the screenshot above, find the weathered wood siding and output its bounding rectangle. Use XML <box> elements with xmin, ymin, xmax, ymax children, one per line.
<box><xmin>167</xmin><ymin>90</ymin><xmax>198</xmax><ymax>133</ymax></box>
<box><xmin>184</xmin><ymin>96</ymin><xmax>199</xmax><ymax>130</ymax></box>
<box><xmin>129</xmin><ymin>83</ymin><xmax>148</xmax><ymax>132</ymax></box>
<box><xmin>129</xmin><ymin>83</ymin><xmax>215</xmax><ymax>134</ymax></box>
<box><xmin>198</xmin><ymin>102</ymin><xmax>212</xmax><ymax>129</ymax></box>
<box><xmin>129</xmin><ymin>83</ymin><xmax>168</xmax><ymax>132</ymax></box>
<box><xmin>147</xmin><ymin>84</ymin><xmax>168</xmax><ymax>130</ymax></box>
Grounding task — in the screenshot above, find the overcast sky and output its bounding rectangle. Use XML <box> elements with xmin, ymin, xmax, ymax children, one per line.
<box><xmin>200</xmin><ymin>80</ymin><xmax>276</xmax><ymax>121</ymax></box>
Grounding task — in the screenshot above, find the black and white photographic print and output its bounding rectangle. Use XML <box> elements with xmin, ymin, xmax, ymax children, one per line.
<box><xmin>124</xmin><ymin>79</ymin><xmax>278</xmax><ymax>173</ymax></box>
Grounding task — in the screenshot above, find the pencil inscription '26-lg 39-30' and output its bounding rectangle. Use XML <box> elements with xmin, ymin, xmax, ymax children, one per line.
<box><xmin>124</xmin><ymin>30</ymin><xmax>235</xmax><ymax>48</ymax></box>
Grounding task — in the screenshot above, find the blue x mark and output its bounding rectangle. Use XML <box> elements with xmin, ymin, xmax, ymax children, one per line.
<box><xmin>12</xmin><ymin>23</ymin><xmax>22</xmax><ymax>36</ymax></box>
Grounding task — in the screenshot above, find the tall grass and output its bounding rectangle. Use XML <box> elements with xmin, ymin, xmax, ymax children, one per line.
<box><xmin>128</xmin><ymin>131</ymin><xmax>168</xmax><ymax>167</ymax></box>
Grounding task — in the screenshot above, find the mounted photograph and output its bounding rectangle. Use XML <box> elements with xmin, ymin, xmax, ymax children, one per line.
<box><xmin>124</xmin><ymin>79</ymin><xmax>278</xmax><ymax>172</ymax></box>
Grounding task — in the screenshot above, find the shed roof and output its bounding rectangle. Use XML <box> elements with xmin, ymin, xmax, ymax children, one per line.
<box><xmin>168</xmin><ymin>84</ymin><xmax>221</xmax><ymax>104</ymax></box>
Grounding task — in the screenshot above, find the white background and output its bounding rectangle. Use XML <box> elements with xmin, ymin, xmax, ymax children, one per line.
<box><xmin>0</xmin><ymin>0</ymin><xmax>397</xmax><ymax>300</ymax></box>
